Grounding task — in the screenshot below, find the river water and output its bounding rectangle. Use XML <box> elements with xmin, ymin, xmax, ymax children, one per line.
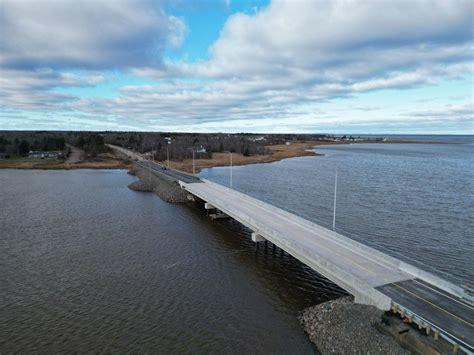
<box><xmin>201</xmin><ymin>141</ymin><xmax>474</xmax><ymax>285</ymax></box>
<box><xmin>1</xmin><ymin>140</ymin><xmax>473</xmax><ymax>352</ymax></box>
<box><xmin>1</xmin><ymin>169</ymin><xmax>337</xmax><ymax>353</ymax></box>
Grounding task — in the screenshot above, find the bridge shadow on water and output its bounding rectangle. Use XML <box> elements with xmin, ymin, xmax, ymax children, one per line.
<box><xmin>184</xmin><ymin>199</ymin><xmax>347</xmax><ymax>314</ymax></box>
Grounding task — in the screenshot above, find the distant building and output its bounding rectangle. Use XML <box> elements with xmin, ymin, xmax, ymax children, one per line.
<box><xmin>28</xmin><ymin>151</ymin><xmax>63</xmax><ymax>159</ymax></box>
<box><xmin>195</xmin><ymin>146</ymin><xmax>207</xmax><ymax>153</ymax></box>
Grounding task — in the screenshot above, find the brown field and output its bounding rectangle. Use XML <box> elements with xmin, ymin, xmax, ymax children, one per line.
<box><xmin>0</xmin><ymin>152</ymin><xmax>131</xmax><ymax>170</ymax></box>
<box><xmin>165</xmin><ymin>138</ymin><xmax>444</xmax><ymax>173</ymax></box>
<box><xmin>0</xmin><ymin>138</ymin><xmax>441</xmax><ymax>172</ymax></box>
<box><xmin>166</xmin><ymin>141</ymin><xmax>320</xmax><ymax>173</ymax></box>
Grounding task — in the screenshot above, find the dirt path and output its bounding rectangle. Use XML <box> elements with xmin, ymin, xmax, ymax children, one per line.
<box><xmin>65</xmin><ymin>144</ymin><xmax>84</xmax><ymax>164</ymax></box>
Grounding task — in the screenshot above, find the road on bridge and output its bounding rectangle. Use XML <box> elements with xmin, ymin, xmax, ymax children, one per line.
<box><xmin>183</xmin><ymin>179</ymin><xmax>473</xmax><ymax>352</ymax></box>
<box><xmin>112</xmin><ymin>145</ymin><xmax>473</xmax><ymax>352</ymax></box>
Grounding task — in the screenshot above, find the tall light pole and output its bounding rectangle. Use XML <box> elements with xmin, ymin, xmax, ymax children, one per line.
<box><xmin>167</xmin><ymin>147</ymin><xmax>170</xmax><ymax>168</ymax></box>
<box><xmin>149</xmin><ymin>157</ymin><xmax>152</xmax><ymax>185</ymax></box>
<box><xmin>230</xmin><ymin>152</ymin><xmax>233</xmax><ymax>189</ymax></box>
<box><xmin>192</xmin><ymin>149</ymin><xmax>195</xmax><ymax>174</ymax></box>
<box><xmin>332</xmin><ymin>169</ymin><xmax>338</xmax><ymax>231</ymax></box>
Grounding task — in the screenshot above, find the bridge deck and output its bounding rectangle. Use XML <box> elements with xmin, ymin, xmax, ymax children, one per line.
<box><xmin>139</xmin><ymin>161</ymin><xmax>201</xmax><ymax>184</ymax></box>
<box><xmin>183</xmin><ymin>180</ymin><xmax>412</xmax><ymax>303</ymax></box>
<box><xmin>182</xmin><ymin>179</ymin><xmax>473</xmax><ymax>352</ymax></box>
<box><xmin>117</xmin><ymin>143</ymin><xmax>473</xmax><ymax>351</ymax></box>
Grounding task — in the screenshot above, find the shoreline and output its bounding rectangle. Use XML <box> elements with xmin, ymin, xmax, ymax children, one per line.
<box><xmin>167</xmin><ymin>140</ymin><xmax>320</xmax><ymax>173</ymax></box>
<box><xmin>0</xmin><ymin>139</ymin><xmax>442</xmax><ymax>171</ymax></box>
<box><xmin>164</xmin><ymin>139</ymin><xmax>444</xmax><ymax>173</ymax></box>
<box><xmin>300</xmin><ymin>297</ymin><xmax>410</xmax><ymax>354</ymax></box>
<box><xmin>300</xmin><ymin>297</ymin><xmax>448</xmax><ymax>354</ymax></box>
<box><xmin>0</xmin><ymin>152</ymin><xmax>131</xmax><ymax>170</ymax></box>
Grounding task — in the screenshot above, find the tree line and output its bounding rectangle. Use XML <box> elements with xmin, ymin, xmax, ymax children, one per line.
<box><xmin>0</xmin><ymin>131</ymin><xmax>332</xmax><ymax>160</ymax></box>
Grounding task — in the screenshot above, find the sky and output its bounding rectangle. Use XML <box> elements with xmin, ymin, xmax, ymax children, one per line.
<box><xmin>0</xmin><ymin>0</ymin><xmax>473</xmax><ymax>134</ymax></box>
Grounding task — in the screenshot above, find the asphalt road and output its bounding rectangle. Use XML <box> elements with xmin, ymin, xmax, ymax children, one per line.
<box><xmin>137</xmin><ymin>160</ymin><xmax>202</xmax><ymax>184</ymax></box>
<box><xmin>377</xmin><ymin>279</ymin><xmax>474</xmax><ymax>351</ymax></box>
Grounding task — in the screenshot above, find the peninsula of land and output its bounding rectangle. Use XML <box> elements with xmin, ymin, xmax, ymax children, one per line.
<box><xmin>162</xmin><ymin>138</ymin><xmax>438</xmax><ymax>173</ymax></box>
<box><xmin>0</xmin><ymin>131</ymin><xmax>440</xmax><ymax>171</ymax></box>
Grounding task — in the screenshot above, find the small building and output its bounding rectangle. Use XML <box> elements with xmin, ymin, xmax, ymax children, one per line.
<box><xmin>196</xmin><ymin>146</ymin><xmax>207</xmax><ymax>154</ymax></box>
<box><xmin>28</xmin><ymin>150</ymin><xmax>63</xmax><ymax>159</ymax></box>
<box><xmin>29</xmin><ymin>151</ymin><xmax>43</xmax><ymax>158</ymax></box>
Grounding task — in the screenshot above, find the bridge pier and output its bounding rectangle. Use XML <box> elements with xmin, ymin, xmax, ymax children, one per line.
<box><xmin>251</xmin><ymin>232</ymin><xmax>266</xmax><ymax>243</ymax></box>
<box><xmin>204</xmin><ymin>202</ymin><xmax>215</xmax><ymax>210</ymax></box>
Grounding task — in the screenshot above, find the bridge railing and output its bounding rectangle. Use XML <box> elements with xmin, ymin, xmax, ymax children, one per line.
<box><xmin>200</xmin><ymin>178</ymin><xmax>472</xmax><ymax>302</ymax></box>
<box><xmin>185</xmin><ymin>181</ymin><xmax>393</xmax><ymax>310</ymax></box>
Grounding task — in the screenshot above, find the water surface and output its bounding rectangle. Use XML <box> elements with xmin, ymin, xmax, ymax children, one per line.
<box><xmin>200</xmin><ymin>142</ymin><xmax>474</xmax><ymax>285</ymax></box>
<box><xmin>1</xmin><ymin>169</ymin><xmax>340</xmax><ymax>353</ymax></box>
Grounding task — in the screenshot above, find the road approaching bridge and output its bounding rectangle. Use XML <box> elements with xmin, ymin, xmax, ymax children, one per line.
<box><xmin>106</xmin><ymin>144</ymin><xmax>145</xmax><ymax>161</ymax></box>
<box><xmin>112</xmin><ymin>145</ymin><xmax>473</xmax><ymax>353</ymax></box>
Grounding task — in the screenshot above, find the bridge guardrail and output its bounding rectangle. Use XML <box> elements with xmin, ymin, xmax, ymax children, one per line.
<box><xmin>201</xmin><ymin>178</ymin><xmax>471</xmax><ymax>301</ymax></box>
<box><xmin>184</xmin><ymin>182</ymin><xmax>393</xmax><ymax>310</ymax></box>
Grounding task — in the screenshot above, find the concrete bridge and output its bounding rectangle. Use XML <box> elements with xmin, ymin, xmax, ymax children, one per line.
<box><xmin>110</xmin><ymin>145</ymin><xmax>473</xmax><ymax>353</ymax></box>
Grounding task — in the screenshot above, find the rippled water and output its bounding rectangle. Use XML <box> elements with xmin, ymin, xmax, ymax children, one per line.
<box><xmin>1</xmin><ymin>169</ymin><xmax>343</xmax><ymax>353</ymax></box>
<box><xmin>2</xmin><ymin>141</ymin><xmax>472</xmax><ymax>352</ymax></box>
<box><xmin>200</xmin><ymin>142</ymin><xmax>474</xmax><ymax>285</ymax></box>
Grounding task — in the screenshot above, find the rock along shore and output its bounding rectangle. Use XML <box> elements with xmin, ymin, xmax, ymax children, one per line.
<box><xmin>127</xmin><ymin>164</ymin><xmax>191</xmax><ymax>203</ymax></box>
<box><xmin>299</xmin><ymin>297</ymin><xmax>410</xmax><ymax>354</ymax></box>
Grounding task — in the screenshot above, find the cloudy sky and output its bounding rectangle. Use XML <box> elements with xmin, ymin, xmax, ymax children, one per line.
<box><xmin>0</xmin><ymin>0</ymin><xmax>472</xmax><ymax>133</ymax></box>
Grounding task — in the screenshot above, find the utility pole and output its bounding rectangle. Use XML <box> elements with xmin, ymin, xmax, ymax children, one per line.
<box><xmin>167</xmin><ymin>147</ymin><xmax>170</xmax><ymax>168</ymax></box>
<box><xmin>192</xmin><ymin>149</ymin><xmax>195</xmax><ymax>174</ymax></box>
<box><xmin>230</xmin><ymin>152</ymin><xmax>233</xmax><ymax>188</ymax></box>
<box><xmin>152</xmin><ymin>144</ymin><xmax>154</xmax><ymax>163</ymax></box>
<box><xmin>333</xmin><ymin>169</ymin><xmax>338</xmax><ymax>231</ymax></box>
<box><xmin>149</xmin><ymin>159</ymin><xmax>152</xmax><ymax>185</ymax></box>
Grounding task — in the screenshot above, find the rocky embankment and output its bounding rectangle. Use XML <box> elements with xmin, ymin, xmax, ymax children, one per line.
<box><xmin>300</xmin><ymin>297</ymin><xmax>409</xmax><ymax>354</ymax></box>
<box><xmin>127</xmin><ymin>164</ymin><xmax>191</xmax><ymax>203</ymax></box>
<box><xmin>127</xmin><ymin>180</ymin><xmax>153</xmax><ymax>192</ymax></box>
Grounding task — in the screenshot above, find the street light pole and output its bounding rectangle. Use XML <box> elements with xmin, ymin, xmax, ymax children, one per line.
<box><xmin>149</xmin><ymin>158</ymin><xmax>152</xmax><ymax>185</ymax></box>
<box><xmin>332</xmin><ymin>169</ymin><xmax>338</xmax><ymax>231</ymax></box>
<box><xmin>167</xmin><ymin>147</ymin><xmax>169</xmax><ymax>168</ymax></box>
<box><xmin>230</xmin><ymin>152</ymin><xmax>233</xmax><ymax>188</ymax></box>
<box><xmin>192</xmin><ymin>149</ymin><xmax>195</xmax><ymax>174</ymax></box>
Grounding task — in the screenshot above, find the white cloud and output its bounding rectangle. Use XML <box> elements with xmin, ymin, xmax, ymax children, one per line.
<box><xmin>189</xmin><ymin>0</ymin><xmax>472</xmax><ymax>81</ymax></box>
<box><xmin>0</xmin><ymin>68</ymin><xmax>105</xmax><ymax>111</ymax></box>
<box><xmin>0</xmin><ymin>0</ymin><xmax>185</xmax><ymax>69</ymax></box>
<box><xmin>0</xmin><ymin>0</ymin><xmax>472</xmax><ymax>133</ymax></box>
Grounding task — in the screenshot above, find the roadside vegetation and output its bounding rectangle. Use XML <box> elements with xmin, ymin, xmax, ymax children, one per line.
<box><xmin>0</xmin><ymin>131</ymin><xmax>388</xmax><ymax>170</ymax></box>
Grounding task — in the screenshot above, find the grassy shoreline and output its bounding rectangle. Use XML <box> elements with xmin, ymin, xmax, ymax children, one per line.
<box><xmin>0</xmin><ymin>139</ymin><xmax>441</xmax><ymax>171</ymax></box>
<box><xmin>165</xmin><ymin>139</ymin><xmax>442</xmax><ymax>173</ymax></box>
<box><xmin>0</xmin><ymin>152</ymin><xmax>131</xmax><ymax>170</ymax></box>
